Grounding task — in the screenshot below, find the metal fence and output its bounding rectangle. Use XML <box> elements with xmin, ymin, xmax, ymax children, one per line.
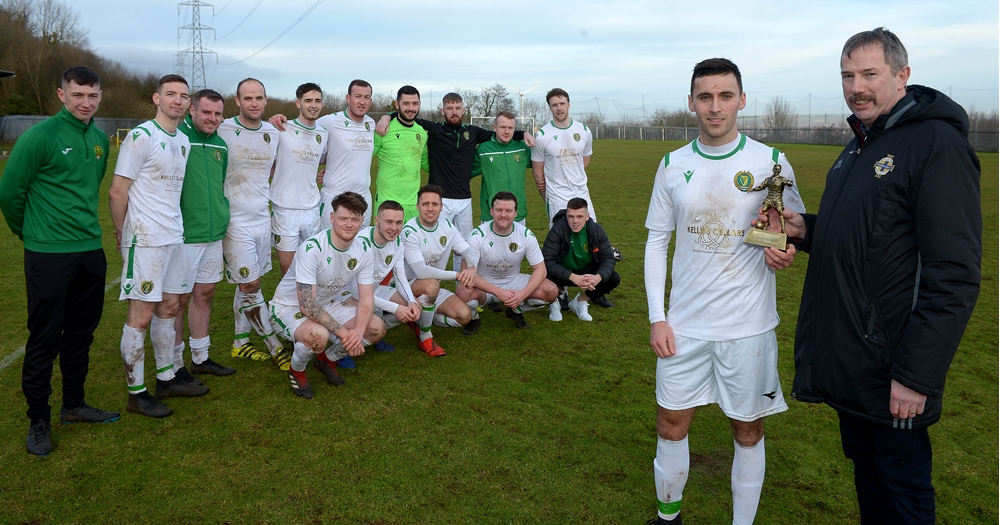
<box><xmin>0</xmin><ymin>115</ymin><xmax>145</xmax><ymax>142</ymax></box>
<box><xmin>586</xmin><ymin>125</ymin><xmax>999</xmax><ymax>152</ymax></box>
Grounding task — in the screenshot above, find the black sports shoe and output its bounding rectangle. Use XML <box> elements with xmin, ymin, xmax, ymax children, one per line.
<box><xmin>126</xmin><ymin>391</ymin><xmax>173</xmax><ymax>418</ymax></box>
<box><xmin>505</xmin><ymin>307</ymin><xmax>531</xmax><ymax>329</ymax></box>
<box><xmin>314</xmin><ymin>354</ymin><xmax>346</xmax><ymax>386</ymax></box>
<box><xmin>593</xmin><ymin>295</ymin><xmax>614</xmax><ymax>308</ymax></box>
<box><xmin>60</xmin><ymin>403</ymin><xmax>121</xmax><ymax>424</ymax></box>
<box><xmin>287</xmin><ymin>368</ymin><xmax>316</xmax><ymax>398</ymax></box>
<box><xmin>173</xmin><ymin>366</ymin><xmax>204</xmax><ymax>386</ymax></box>
<box><xmin>647</xmin><ymin>513</ymin><xmax>682</xmax><ymax>525</ymax></box>
<box><xmin>558</xmin><ymin>292</ymin><xmax>570</xmax><ymax>312</ymax></box>
<box><xmin>155</xmin><ymin>376</ymin><xmax>209</xmax><ymax>399</ymax></box>
<box><xmin>462</xmin><ymin>317</ymin><xmax>482</xmax><ymax>336</ymax></box>
<box><xmin>486</xmin><ymin>302</ymin><xmax>504</xmax><ymax>313</ymax></box>
<box><xmin>26</xmin><ymin>419</ymin><xmax>52</xmax><ymax>456</ymax></box>
<box><xmin>190</xmin><ymin>358</ymin><xmax>236</xmax><ymax>376</ymax></box>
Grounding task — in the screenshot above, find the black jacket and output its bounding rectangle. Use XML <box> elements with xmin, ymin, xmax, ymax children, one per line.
<box><xmin>791</xmin><ymin>85</ymin><xmax>982</xmax><ymax>429</ymax></box>
<box><xmin>542</xmin><ymin>209</ymin><xmax>616</xmax><ymax>282</ymax></box>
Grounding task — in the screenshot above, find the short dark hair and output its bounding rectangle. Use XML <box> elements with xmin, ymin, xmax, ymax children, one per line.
<box><xmin>442</xmin><ymin>92</ymin><xmax>462</xmax><ymax>105</ymax></box>
<box><xmin>417</xmin><ymin>184</ymin><xmax>442</xmax><ymax>201</ymax></box>
<box><xmin>331</xmin><ymin>191</ymin><xmax>368</xmax><ymax>218</ymax></box>
<box><xmin>192</xmin><ymin>89</ymin><xmax>224</xmax><ymax>105</ymax></box>
<box><xmin>496</xmin><ymin>111</ymin><xmax>516</xmax><ymax>122</ymax></box>
<box><xmin>566</xmin><ymin>197</ymin><xmax>589</xmax><ymax>211</ymax></box>
<box><xmin>348</xmin><ymin>79</ymin><xmax>372</xmax><ymax>94</ymax></box>
<box><xmin>691</xmin><ymin>58</ymin><xmax>742</xmax><ymax>95</ymax></box>
<box><xmin>378</xmin><ymin>200</ymin><xmax>404</xmax><ymax>214</ymax></box>
<box><xmin>157</xmin><ymin>74</ymin><xmax>189</xmax><ymax>92</ymax></box>
<box><xmin>397</xmin><ymin>85</ymin><xmax>420</xmax><ymax>101</ymax></box>
<box><xmin>296</xmin><ymin>82</ymin><xmax>322</xmax><ymax>99</ymax></box>
<box><xmin>491</xmin><ymin>191</ymin><xmax>518</xmax><ymax>210</ymax></box>
<box><xmin>236</xmin><ymin>78</ymin><xmax>265</xmax><ymax>98</ymax></box>
<box><xmin>62</xmin><ymin>66</ymin><xmax>100</xmax><ymax>88</ymax></box>
<box><xmin>546</xmin><ymin>88</ymin><xmax>570</xmax><ymax>104</ymax></box>
<box><xmin>842</xmin><ymin>27</ymin><xmax>908</xmax><ymax>75</ymax></box>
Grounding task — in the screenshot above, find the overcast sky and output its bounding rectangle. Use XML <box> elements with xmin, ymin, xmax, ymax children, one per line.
<box><xmin>72</xmin><ymin>0</ymin><xmax>999</xmax><ymax>119</ymax></box>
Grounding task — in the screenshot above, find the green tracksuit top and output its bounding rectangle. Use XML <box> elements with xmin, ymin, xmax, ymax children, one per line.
<box><xmin>372</xmin><ymin>119</ymin><xmax>429</xmax><ymax>209</ymax></box>
<box><xmin>471</xmin><ymin>136</ymin><xmax>531</xmax><ymax>222</ymax></box>
<box><xmin>178</xmin><ymin>114</ymin><xmax>230</xmax><ymax>243</ymax></box>
<box><xmin>0</xmin><ymin>107</ymin><xmax>110</xmax><ymax>253</ymax></box>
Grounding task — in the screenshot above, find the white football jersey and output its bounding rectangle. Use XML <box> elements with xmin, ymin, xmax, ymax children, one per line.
<box><xmin>317</xmin><ymin>111</ymin><xmax>375</xmax><ymax>207</ymax></box>
<box><xmin>218</xmin><ymin>117</ymin><xmax>279</xmax><ymax>226</ymax></box>
<box><xmin>352</xmin><ymin>226</ymin><xmax>414</xmax><ymax>311</ymax></box>
<box><xmin>270</xmin><ymin>119</ymin><xmax>329</xmax><ymax>210</ymax></box>
<box><xmin>531</xmin><ymin>119</ymin><xmax>593</xmax><ymax>209</ymax></box>
<box><xmin>401</xmin><ymin>217</ymin><xmax>470</xmax><ymax>280</ymax></box>
<box><xmin>467</xmin><ymin>221</ymin><xmax>543</xmax><ymax>284</ymax></box>
<box><xmin>645</xmin><ymin>133</ymin><xmax>805</xmax><ymax>341</ymax></box>
<box><xmin>271</xmin><ymin>229</ymin><xmax>374</xmax><ymax>309</ymax></box>
<box><xmin>114</xmin><ymin>120</ymin><xmax>190</xmax><ymax>247</ymax></box>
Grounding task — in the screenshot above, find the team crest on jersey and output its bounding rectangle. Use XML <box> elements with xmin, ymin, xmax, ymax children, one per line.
<box><xmin>874</xmin><ymin>155</ymin><xmax>895</xmax><ymax>178</ymax></box>
<box><xmin>263</xmin><ymin>133</ymin><xmax>271</xmax><ymax>144</ymax></box>
<box><xmin>439</xmin><ymin>235</ymin><xmax>447</xmax><ymax>246</ymax></box>
<box><xmin>365</xmin><ymin>122</ymin><xmax>371</xmax><ymax>131</ymax></box>
<box><xmin>463</xmin><ymin>130</ymin><xmax>470</xmax><ymax>140</ymax></box>
<box><xmin>94</xmin><ymin>145</ymin><xmax>103</xmax><ymax>159</ymax></box>
<box><xmin>214</xmin><ymin>150</ymin><xmax>222</xmax><ymax>162</ymax></box>
<box><xmin>238</xmin><ymin>266</ymin><xmax>250</xmax><ymax>278</ymax></box>
<box><xmin>181</xmin><ymin>146</ymin><xmax>187</xmax><ymax>157</ymax></box>
<box><xmin>385</xmin><ymin>254</ymin><xmax>393</xmax><ymax>265</ymax></box>
<box><xmin>416</xmin><ymin>134</ymin><xmax>422</xmax><ymax>144</ymax></box>
<box><xmin>274</xmin><ymin>234</ymin><xmax>281</xmax><ymax>244</ymax></box>
<box><xmin>514</xmin><ymin>153</ymin><xmax>520</xmax><ymax>162</ymax></box>
<box><xmin>347</xmin><ymin>258</ymin><xmax>358</xmax><ymax>270</ymax></box>
<box><xmin>508</xmin><ymin>242</ymin><xmax>518</xmax><ymax>252</ymax></box>
<box><xmin>573</xmin><ymin>133</ymin><xmax>581</xmax><ymax>141</ymax></box>
<box><xmin>140</xmin><ymin>281</ymin><xmax>154</xmax><ymax>295</ymax></box>
<box><xmin>294</xmin><ymin>312</ymin><xmax>304</xmax><ymax>320</ymax></box>
<box><xmin>733</xmin><ymin>171</ymin><xmax>754</xmax><ymax>192</ymax></box>
<box><xmin>316</xmin><ymin>134</ymin><xmax>322</xmax><ymax>144</ymax></box>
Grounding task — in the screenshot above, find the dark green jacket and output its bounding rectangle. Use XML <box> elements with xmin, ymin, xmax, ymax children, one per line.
<box><xmin>471</xmin><ymin>136</ymin><xmax>530</xmax><ymax>222</ymax></box>
<box><xmin>0</xmin><ymin>107</ymin><xmax>110</xmax><ymax>253</ymax></box>
<box><xmin>178</xmin><ymin>114</ymin><xmax>229</xmax><ymax>243</ymax></box>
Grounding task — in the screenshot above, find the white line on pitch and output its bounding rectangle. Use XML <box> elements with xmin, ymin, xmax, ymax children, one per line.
<box><xmin>0</xmin><ymin>277</ymin><xmax>121</xmax><ymax>374</ymax></box>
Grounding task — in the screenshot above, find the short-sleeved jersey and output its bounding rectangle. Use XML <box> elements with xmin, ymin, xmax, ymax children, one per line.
<box><xmin>217</xmin><ymin>117</ymin><xmax>279</xmax><ymax>226</ymax></box>
<box><xmin>270</xmin><ymin>229</ymin><xmax>374</xmax><ymax>309</ymax></box>
<box><xmin>372</xmin><ymin>119</ymin><xmax>428</xmax><ymax>206</ymax></box>
<box><xmin>530</xmin><ymin>119</ymin><xmax>593</xmax><ymax>204</ymax></box>
<box><xmin>401</xmin><ymin>216</ymin><xmax>470</xmax><ymax>280</ymax></box>
<box><xmin>114</xmin><ymin>120</ymin><xmax>191</xmax><ymax>247</ymax></box>
<box><xmin>467</xmin><ymin>220</ymin><xmax>543</xmax><ymax>284</ymax></box>
<box><xmin>645</xmin><ymin>133</ymin><xmax>805</xmax><ymax>341</ymax></box>
<box><xmin>270</xmin><ymin>119</ymin><xmax>329</xmax><ymax>210</ymax></box>
<box><xmin>317</xmin><ymin>111</ymin><xmax>375</xmax><ymax>207</ymax></box>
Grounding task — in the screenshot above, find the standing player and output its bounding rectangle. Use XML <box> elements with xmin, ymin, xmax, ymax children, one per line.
<box><xmin>531</xmin><ymin>88</ymin><xmax>596</xmax><ymax>224</ymax></box>
<box><xmin>271</xmin><ymin>82</ymin><xmax>329</xmax><ymax>276</ymax></box>
<box><xmin>643</xmin><ymin>58</ymin><xmax>805</xmax><ymax>525</ymax></box>
<box><xmin>170</xmin><ymin>89</ymin><xmax>236</xmax><ymax>379</ymax></box>
<box><xmin>458</xmin><ymin>192</ymin><xmax>557</xmax><ymax>332</ymax></box>
<box><xmin>217</xmin><ymin>78</ymin><xmax>290</xmax><ymax>370</ymax></box>
<box><xmin>471</xmin><ymin>111</ymin><xmax>532</xmax><ymax>226</ymax></box>
<box><xmin>109</xmin><ymin>74</ymin><xmax>209</xmax><ymax>419</ymax></box>
<box><xmin>336</xmin><ymin>200</ymin><xmax>421</xmax><ymax>352</ymax></box>
<box><xmin>372</xmin><ymin>85</ymin><xmax>429</xmax><ymax>222</ymax></box>
<box><xmin>0</xmin><ymin>66</ymin><xmax>119</xmax><ymax>456</ymax></box>
<box><xmin>267</xmin><ymin>192</ymin><xmax>385</xmax><ymax>398</ymax></box>
<box><xmin>402</xmin><ymin>184</ymin><xmax>480</xmax><ymax>356</ymax></box>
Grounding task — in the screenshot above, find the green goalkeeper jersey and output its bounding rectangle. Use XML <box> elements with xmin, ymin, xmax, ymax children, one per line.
<box><xmin>373</xmin><ymin>119</ymin><xmax>429</xmax><ymax>209</ymax></box>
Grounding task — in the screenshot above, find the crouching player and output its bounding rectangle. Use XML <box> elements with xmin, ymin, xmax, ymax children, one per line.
<box><xmin>402</xmin><ymin>184</ymin><xmax>481</xmax><ymax>356</ymax></box>
<box><xmin>458</xmin><ymin>192</ymin><xmax>558</xmax><ymax>331</ymax></box>
<box><xmin>336</xmin><ymin>200</ymin><xmax>420</xmax><ymax>353</ymax></box>
<box><xmin>267</xmin><ymin>192</ymin><xmax>385</xmax><ymax>398</ymax></box>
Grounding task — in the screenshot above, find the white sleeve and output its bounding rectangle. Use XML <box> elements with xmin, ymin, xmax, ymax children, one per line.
<box><xmin>452</xmin><ymin>233</ymin><xmax>479</xmax><ymax>269</ymax></box>
<box><xmin>373</xmin><ymin>294</ymin><xmax>400</xmax><ymax>314</ymax></box>
<box><xmin>778</xmin><ymin>153</ymin><xmax>806</xmax><ymax>214</ymax></box>
<box><xmin>114</xmin><ymin>127</ymin><xmax>150</xmax><ymax>180</ymax></box>
<box><xmin>644</xmin><ymin>157</ymin><xmax>675</xmax><ymax>232</ymax></box>
<box><xmin>293</xmin><ymin>241</ymin><xmax>319</xmax><ymax>286</ymax></box>
<box><xmin>392</xmin><ymin>250</ymin><xmax>415</xmax><ymax>303</ymax></box>
<box><xmin>644</xmin><ymin>229</ymin><xmax>672</xmax><ymax>324</ymax></box>
<box><xmin>524</xmin><ymin>229</ymin><xmax>544</xmax><ymax>266</ymax></box>
<box><xmin>582</xmin><ymin>127</ymin><xmax>593</xmax><ymax>156</ymax></box>
<box><xmin>402</xmin><ymin>227</ymin><xmax>457</xmax><ymax>280</ymax></box>
<box><xmin>356</xmin><ymin>251</ymin><xmax>374</xmax><ymax>285</ymax></box>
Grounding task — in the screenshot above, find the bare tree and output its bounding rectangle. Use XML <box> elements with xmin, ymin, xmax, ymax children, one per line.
<box><xmin>577</xmin><ymin>111</ymin><xmax>605</xmax><ymax>127</ymax></box>
<box><xmin>648</xmin><ymin>108</ymin><xmax>693</xmax><ymax>127</ymax></box>
<box><xmin>615</xmin><ymin>113</ymin><xmax>643</xmax><ymax>126</ymax></box>
<box><xmin>763</xmin><ymin>96</ymin><xmax>796</xmax><ymax>141</ymax></box>
<box><xmin>477</xmin><ymin>83</ymin><xmax>515</xmax><ymax>117</ymax></box>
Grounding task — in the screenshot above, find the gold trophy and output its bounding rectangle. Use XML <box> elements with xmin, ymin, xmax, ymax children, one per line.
<box><xmin>744</xmin><ymin>164</ymin><xmax>794</xmax><ymax>250</ymax></box>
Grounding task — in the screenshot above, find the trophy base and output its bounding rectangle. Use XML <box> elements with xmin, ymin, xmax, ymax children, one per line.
<box><xmin>744</xmin><ymin>228</ymin><xmax>787</xmax><ymax>250</ymax></box>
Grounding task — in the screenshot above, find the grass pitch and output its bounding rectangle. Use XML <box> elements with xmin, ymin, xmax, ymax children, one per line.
<box><xmin>0</xmin><ymin>139</ymin><xmax>995</xmax><ymax>524</ymax></box>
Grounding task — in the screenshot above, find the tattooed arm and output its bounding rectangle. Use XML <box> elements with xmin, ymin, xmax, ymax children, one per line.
<box><xmin>297</xmin><ymin>282</ymin><xmax>361</xmax><ymax>351</ymax></box>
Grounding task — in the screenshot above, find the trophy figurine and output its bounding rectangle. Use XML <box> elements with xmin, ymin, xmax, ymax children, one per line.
<box><xmin>744</xmin><ymin>164</ymin><xmax>794</xmax><ymax>250</ymax></box>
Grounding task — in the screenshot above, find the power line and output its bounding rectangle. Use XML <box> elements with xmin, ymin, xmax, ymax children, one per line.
<box><xmin>216</xmin><ymin>0</ymin><xmax>265</xmax><ymax>39</ymax></box>
<box><xmin>218</xmin><ymin>0</ymin><xmax>323</xmax><ymax>66</ymax></box>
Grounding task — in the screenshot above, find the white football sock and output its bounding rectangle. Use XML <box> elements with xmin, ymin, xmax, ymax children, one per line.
<box><xmin>732</xmin><ymin>438</ymin><xmax>766</xmax><ymax>525</ymax></box>
<box><xmin>233</xmin><ymin>291</ymin><xmax>252</xmax><ymax>346</ymax></box>
<box><xmin>121</xmin><ymin>324</ymin><xmax>147</xmax><ymax>393</ymax></box>
<box><xmin>150</xmin><ymin>316</ymin><xmax>176</xmax><ymax>381</ymax></box>
<box><xmin>418</xmin><ymin>295</ymin><xmax>435</xmax><ymax>341</ymax></box>
<box><xmin>654</xmin><ymin>436</ymin><xmax>689</xmax><ymax>520</ymax></box>
<box><xmin>189</xmin><ymin>336</ymin><xmax>210</xmax><ymax>365</ymax></box>
<box><xmin>324</xmin><ymin>343</ymin><xmax>347</xmax><ymax>362</ymax></box>
<box><xmin>433</xmin><ymin>314</ymin><xmax>463</xmax><ymax>328</ymax></box>
<box><xmin>173</xmin><ymin>341</ymin><xmax>185</xmax><ymax>370</ymax></box>
<box><xmin>467</xmin><ymin>300</ymin><xmax>480</xmax><ymax>319</ymax></box>
<box><xmin>290</xmin><ymin>341</ymin><xmax>313</xmax><ymax>372</ymax></box>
